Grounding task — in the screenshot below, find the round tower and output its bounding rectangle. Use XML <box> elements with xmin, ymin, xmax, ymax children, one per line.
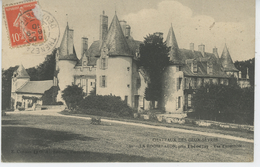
<box><xmin>162</xmin><ymin>25</ymin><xmax>184</xmax><ymax>113</ymax></box>
<box><xmin>96</xmin><ymin>14</ymin><xmax>133</xmax><ymax>106</ymax></box>
<box><xmin>56</xmin><ymin>23</ymin><xmax>78</xmax><ymax>102</ymax></box>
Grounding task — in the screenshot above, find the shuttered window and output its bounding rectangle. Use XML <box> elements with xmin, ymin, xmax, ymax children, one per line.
<box><xmin>100</xmin><ymin>75</ymin><xmax>107</xmax><ymax>87</ymax></box>
<box><xmin>100</xmin><ymin>58</ymin><xmax>108</xmax><ymax>69</ymax></box>
<box><xmin>193</xmin><ymin>60</ymin><xmax>197</xmax><ymax>73</ymax></box>
<box><xmin>177</xmin><ymin>78</ymin><xmax>179</xmax><ymax>90</ymax></box>
<box><xmin>188</xmin><ymin>94</ymin><xmax>192</xmax><ymax>107</ymax></box>
<box><xmin>207</xmin><ymin>62</ymin><xmax>213</xmax><ymax>75</ymax></box>
<box><xmin>176</xmin><ymin>97</ymin><xmax>178</xmax><ymax>110</ymax></box>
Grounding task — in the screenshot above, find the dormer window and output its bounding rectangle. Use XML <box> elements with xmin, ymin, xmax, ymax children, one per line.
<box><xmin>83</xmin><ymin>61</ymin><xmax>87</xmax><ymax>66</ymax></box>
<box><xmin>207</xmin><ymin>62</ymin><xmax>213</xmax><ymax>75</ymax></box>
<box><xmin>193</xmin><ymin>60</ymin><xmax>197</xmax><ymax>73</ymax></box>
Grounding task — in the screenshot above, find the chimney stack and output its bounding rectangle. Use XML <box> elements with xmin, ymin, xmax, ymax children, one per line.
<box><xmin>81</xmin><ymin>37</ymin><xmax>88</xmax><ymax>56</ymax></box>
<box><xmin>99</xmin><ymin>11</ymin><xmax>108</xmax><ymax>41</ymax></box>
<box><xmin>198</xmin><ymin>44</ymin><xmax>205</xmax><ymax>56</ymax></box>
<box><xmin>213</xmin><ymin>47</ymin><xmax>219</xmax><ymax>59</ymax></box>
<box><xmin>125</xmin><ymin>25</ymin><xmax>131</xmax><ymax>38</ymax></box>
<box><xmin>190</xmin><ymin>43</ymin><xmax>194</xmax><ymax>52</ymax></box>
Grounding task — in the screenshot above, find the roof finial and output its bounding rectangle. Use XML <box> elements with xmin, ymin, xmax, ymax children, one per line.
<box><xmin>103</xmin><ymin>10</ymin><xmax>105</xmax><ymax>15</ymax></box>
<box><xmin>115</xmin><ymin>2</ymin><xmax>117</xmax><ymax>15</ymax></box>
<box><xmin>171</xmin><ymin>23</ymin><xmax>172</xmax><ymax>27</ymax></box>
<box><xmin>66</xmin><ymin>14</ymin><xmax>68</xmax><ymax>27</ymax></box>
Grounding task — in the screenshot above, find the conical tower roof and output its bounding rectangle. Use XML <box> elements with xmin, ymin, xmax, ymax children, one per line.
<box><xmin>166</xmin><ymin>24</ymin><xmax>182</xmax><ymax>65</ymax></box>
<box><xmin>15</xmin><ymin>64</ymin><xmax>30</xmax><ymax>78</ymax></box>
<box><xmin>220</xmin><ymin>44</ymin><xmax>238</xmax><ymax>72</ymax></box>
<box><xmin>166</xmin><ymin>24</ymin><xmax>179</xmax><ymax>49</ymax></box>
<box><xmin>101</xmin><ymin>14</ymin><xmax>131</xmax><ymax>57</ymax></box>
<box><xmin>58</xmin><ymin>23</ymin><xmax>78</xmax><ymax>61</ymax></box>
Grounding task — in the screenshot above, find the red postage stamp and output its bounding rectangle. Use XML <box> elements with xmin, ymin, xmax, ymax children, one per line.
<box><xmin>4</xmin><ymin>1</ymin><xmax>45</xmax><ymax>48</ymax></box>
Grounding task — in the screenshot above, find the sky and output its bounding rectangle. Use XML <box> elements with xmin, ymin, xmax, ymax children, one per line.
<box><xmin>1</xmin><ymin>0</ymin><xmax>255</xmax><ymax>69</ymax></box>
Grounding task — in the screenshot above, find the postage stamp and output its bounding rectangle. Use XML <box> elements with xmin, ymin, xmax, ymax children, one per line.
<box><xmin>24</xmin><ymin>10</ymin><xmax>60</xmax><ymax>55</ymax></box>
<box><xmin>3</xmin><ymin>0</ymin><xmax>45</xmax><ymax>48</ymax></box>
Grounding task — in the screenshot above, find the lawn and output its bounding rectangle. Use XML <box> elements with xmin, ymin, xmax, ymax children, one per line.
<box><xmin>1</xmin><ymin>114</ymin><xmax>254</xmax><ymax>162</ymax></box>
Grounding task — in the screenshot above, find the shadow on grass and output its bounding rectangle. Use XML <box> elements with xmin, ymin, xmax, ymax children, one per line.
<box><xmin>2</xmin><ymin>126</ymin><xmax>96</xmax><ymax>148</ymax></box>
<box><xmin>2</xmin><ymin>126</ymin><xmax>172</xmax><ymax>162</ymax></box>
<box><xmin>2</xmin><ymin>120</ymin><xmax>26</xmax><ymax>125</ymax></box>
<box><xmin>2</xmin><ymin>148</ymin><xmax>172</xmax><ymax>162</ymax></box>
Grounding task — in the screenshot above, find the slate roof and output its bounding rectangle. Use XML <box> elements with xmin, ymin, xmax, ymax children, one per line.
<box><xmin>166</xmin><ymin>25</ymin><xmax>183</xmax><ymax>65</ymax></box>
<box><xmin>14</xmin><ymin>64</ymin><xmax>30</xmax><ymax>78</ymax></box>
<box><xmin>16</xmin><ymin>80</ymin><xmax>53</xmax><ymax>94</ymax></box>
<box><xmin>220</xmin><ymin>44</ymin><xmax>239</xmax><ymax>72</ymax></box>
<box><xmin>87</xmin><ymin>14</ymin><xmax>142</xmax><ymax>65</ymax></box>
<box><xmin>58</xmin><ymin>24</ymin><xmax>78</xmax><ymax>61</ymax></box>
<box><xmin>164</xmin><ymin>24</ymin><xmax>235</xmax><ymax>79</ymax></box>
<box><xmin>100</xmin><ymin>14</ymin><xmax>132</xmax><ymax>57</ymax></box>
<box><xmin>166</xmin><ymin>25</ymin><xmax>179</xmax><ymax>49</ymax></box>
<box><xmin>178</xmin><ymin>49</ymin><xmax>229</xmax><ymax>78</ymax></box>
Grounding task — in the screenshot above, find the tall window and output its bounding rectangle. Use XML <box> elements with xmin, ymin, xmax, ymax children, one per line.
<box><xmin>177</xmin><ymin>78</ymin><xmax>182</xmax><ymax>91</ymax></box>
<box><xmin>207</xmin><ymin>62</ymin><xmax>213</xmax><ymax>75</ymax></box>
<box><xmin>193</xmin><ymin>60</ymin><xmax>197</xmax><ymax>73</ymax></box>
<box><xmin>125</xmin><ymin>96</ymin><xmax>128</xmax><ymax>104</ymax></box>
<box><xmin>188</xmin><ymin>94</ymin><xmax>192</xmax><ymax>107</ymax></box>
<box><xmin>192</xmin><ymin>78</ymin><xmax>196</xmax><ymax>89</ymax></box>
<box><xmin>100</xmin><ymin>75</ymin><xmax>107</xmax><ymax>87</ymax></box>
<box><xmin>185</xmin><ymin>78</ymin><xmax>189</xmax><ymax>89</ymax></box>
<box><xmin>176</xmin><ymin>96</ymin><xmax>181</xmax><ymax>109</ymax></box>
<box><xmin>197</xmin><ymin>78</ymin><xmax>202</xmax><ymax>88</ymax></box>
<box><xmin>101</xmin><ymin>58</ymin><xmax>107</xmax><ymax>69</ymax></box>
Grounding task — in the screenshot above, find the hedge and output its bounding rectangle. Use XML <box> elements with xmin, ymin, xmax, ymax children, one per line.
<box><xmin>78</xmin><ymin>95</ymin><xmax>134</xmax><ymax>117</ymax></box>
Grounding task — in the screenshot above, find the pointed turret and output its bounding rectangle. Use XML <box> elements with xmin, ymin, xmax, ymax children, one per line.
<box><xmin>14</xmin><ymin>64</ymin><xmax>30</xmax><ymax>78</ymax></box>
<box><xmin>166</xmin><ymin>24</ymin><xmax>179</xmax><ymax>49</ymax></box>
<box><xmin>166</xmin><ymin>24</ymin><xmax>182</xmax><ymax>64</ymax></box>
<box><xmin>101</xmin><ymin>14</ymin><xmax>131</xmax><ymax>57</ymax></box>
<box><xmin>58</xmin><ymin>23</ymin><xmax>78</xmax><ymax>61</ymax></box>
<box><xmin>220</xmin><ymin>44</ymin><xmax>238</xmax><ymax>72</ymax></box>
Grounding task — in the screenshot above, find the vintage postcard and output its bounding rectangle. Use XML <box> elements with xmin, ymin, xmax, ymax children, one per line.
<box><xmin>1</xmin><ymin>0</ymin><xmax>256</xmax><ymax>163</ymax></box>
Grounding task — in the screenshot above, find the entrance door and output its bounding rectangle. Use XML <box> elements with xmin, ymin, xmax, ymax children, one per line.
<box><xmin>134</xmin><ymin>95</ymin><xmax>139</xmax><ymax>109</ymax></box>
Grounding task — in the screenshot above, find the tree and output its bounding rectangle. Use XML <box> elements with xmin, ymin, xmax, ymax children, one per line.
<box><xmin>42</xmin><ymin>86</ymin><xmax>59</xmax><ymax>105</ymax></box>
<box><xmin>62</xmin><ymin>85</ymin><xmax>84</xmax><ymax>110</ymax></box>
<box><xmin>234</xmin><ymin>58</ymin><xmax>254</xmax><ymax>87</ymax></box>
<box><xmin>2</xmin><ymin>66</ymin><xmax>19</xmax><ymax>110</ymax></box>
<box><xmin>27</xmin><ymin>49</ymin><xmax>57</xmax><ymax>81</ymax></box>
<box><xmin>191</xmin><ymin>83</ymin><xmax>254</xmax><ymax>125</ymax></box>
<box><xmin>139</xmin><ymin>34</ymin><xmax>170</xmax><ymax>104</ymax></box>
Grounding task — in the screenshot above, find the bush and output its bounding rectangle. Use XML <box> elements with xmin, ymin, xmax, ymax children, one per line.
<box><xmin>62</xmin><ymin>85</ymin><xmax>84</xmax><ymax>110</ymax></box>
<box><xmin>42</xmin><ymin>86</ymin><xmax>59</xmax><ymax>105</ymax></box>
<box><xmin>18</xmin><ymin>107</ymin><xmax>25</xmax><ymax>111</ymax></box>
<box><xmin>78</xmin><ymin>95</ymin><xmax>134</xmax><ymax>117</ymax></box>
<box><xmin>56</xmin><ymin>101</ymin><xmax>64</xmax><ymax>105</ymax></box>
<box><xmin>190</xmin><ymin>83</ymin><xmax>254</xmax><ymax>125</ymax></box>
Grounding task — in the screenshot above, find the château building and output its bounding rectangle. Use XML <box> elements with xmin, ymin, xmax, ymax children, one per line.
<box><xmin>11</xmin><ymin>11</ymin><xmax>250</xmax><ymax>114</ymax></box>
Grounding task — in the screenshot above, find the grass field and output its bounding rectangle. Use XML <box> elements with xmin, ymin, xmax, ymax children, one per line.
<box><xmin>1</xmin><ymin>114</ymin><xmax>254</xmax><ymax>162</ymax></box>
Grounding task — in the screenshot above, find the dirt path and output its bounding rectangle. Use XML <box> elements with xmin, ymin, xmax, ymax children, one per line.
<box><xmin>8</xmin><ymin>109</ymin><xmax>254</xmax><ymax>143</ymax></box>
